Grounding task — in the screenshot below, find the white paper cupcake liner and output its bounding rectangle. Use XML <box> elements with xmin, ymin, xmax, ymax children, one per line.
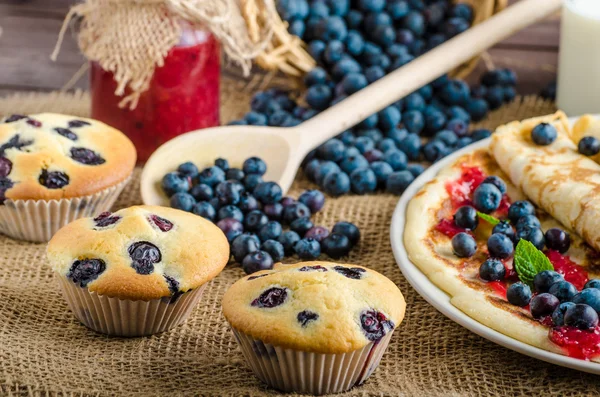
<box><xmin>0</xmin><ymin>177</ymin><xmax>130</xmax><ymax>243</ymax></box>
<box><xmin>232</xmin><ymin>328</ymin><xmax>393</xmax><ymax>395</ymax></box>
<box><xmin>57</xmin><ymin>276</ymin><xmax>207</xmax><ymax>337</ymax></box>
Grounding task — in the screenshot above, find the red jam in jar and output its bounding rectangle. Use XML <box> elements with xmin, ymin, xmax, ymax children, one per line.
<box><xmin>90</xmin><ymin>28</ymin><xmax>220</xmax><ymax>163</ymax></box>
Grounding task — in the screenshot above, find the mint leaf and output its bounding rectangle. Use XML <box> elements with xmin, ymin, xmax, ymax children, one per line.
<box><xmin>513</xmin><ymin>240</ymin><xmax>554</xmax><ymax>287</ymax></box>
<box><xmin>477</xmin><ymin>211</ymin><xmax>501</xmax><ymax>226</ymax></box>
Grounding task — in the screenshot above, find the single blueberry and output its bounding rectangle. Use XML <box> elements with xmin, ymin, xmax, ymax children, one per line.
<box><xmin>350</xmin><ymin>168</ymin><xmax>377</xmax><ymax>194</ymax></box>
<box><xmin>243</xmin><ymin>174</ymin><xmax>263</xmax><ymax>192</ymax></box>
<box><xmin>548</xmin><ymin>280</ymin><xmax>578</xmax><ymax>303</ymax></box>
<box><xmin>445</xmin><ymin>118</ymin><xmax>469</xmax><ymax>138</ymax></box>
<box><xmin>253</xmin><ymin>182</ymin><xmax>283</xmax><ymax>204</ymax></box>
<box><xmin>572</xmin><ymin>288</ymin><xmax>600</xmax><ymax>313</ymax></box>
<box><xmin>214</xmin><ymin>158</ymin><xmax>229</xmax><ymax>171</ymax></box>
<box><xmin>465</xmin><ymin>99</ymin><xmax>489</xmax><ymax>122</ymax></box>
<box><xmin>397</xmin><ymin>134</ymin><xmax>421</xmax><ymax>161</ymax></box>
<box><xmin>360</xmin><ymin>310</ymin><xmax>394</xmax><ymax>341</ymax></box>
<box><xmin>278</xmin><ymin>231</ymin><xmax>301</xmax><ymax>255</ymax></box>
<box><xmin>242</xmin><ymin>251</ymin><xmax>274</xmax><ymax>275</ymax></box>
<box><xmin>317</xmin><ymin>139</ymin><xmax>346</xmax><ymax>162</ymax></box>
<box><xmin>406</xmin><ymin>163</ymin><xmax>424</xmax><ymax>177</ymax></box>
<box><xmin>545</xmin><ymin>228</ymin><xmax>570</xmax><ymax>253</ymax></box>
<box><xmin>232</xmin><ymin>233</ymin><xmax>261</xmax><ymax>263</ymax></box>
<box><xmin>354</xmin><ymin>136</ymin><xmax>375</xmax><ymax>154</ymax></box>
<box><xmin>482</xmin><ymin>176</ymin><xmax>507</xmax><ymax>195</ymax></box>
<box><xmin>216</xmin><ymin>217</ymin><xmax>243</xmax><ymax>237</ymax></box>
<box><xmin>71</xmin><ymin>147</ymin><xmax>106</xmax><ymax>165</ymax></box>
<box><xmin>128</xmin><ymin>241</ymin><xmax>161</xmax><ymax>275</ymax></box>
<box><xmin>472</xmin><ymin>183</ymin><xmax>502</xmax><ymax>213</ymax></box>
<box><xmin>339</xmin><ymin>154</ymin><xmax>370</xmax><ymax>175</ymax></box>
<box><xmin>282</xmin><ymin>202</ymin><xmax>312</xmax><ymax>224</ymax></box>
<box><xmin>585</xmin><ymin>279</ymin><xmax>600</xmax><ymax>290</ymax></box>
<box><xmin>322</xmin><ymin>232</ymin><xmax>352</xmax><ymax>259</ymax></box>
<box><xmin>290</xmin><ymin>217</ymin><xmax>314</xmax><ymax>237</ymax></box>
<box><xmin>531</xmin><ymin>123</ymin><xmax>557</xmax><ymax>146</ymax></box>
<box><xmin>365</xmin><ymin>65</ymin><xmax>385</xmax><ymax>83</ymax></box>
<box><xmin>385</xmin><ymin>170</ymin><xmax>414</xmax><ymax>195</ymax></box>
<box><xmin>341</xmin><ymin>73</ymin><xmax>368</xmax><ymax>95</ymax></box>
<box><xmin>297</xmin><ymin>310</ymin><xmax>319</xmax><ymax>327</ymax></box>
<box><xmin>94</xmin><ymin>211</ymin><xmax>121</xmax><ymax>228</ymax></box>
<box><xmin>39</xmin><ymin>169</ymin><xmax>70</xmax><ymax>189</ymax></box>
<box><xmin>479</xmin><ymin>258</ymin><xmax>506</xmax><ymax>281</ymax></box>
<box><xmin>306</xmin><ymin>84</ymin><xmax>333</xmax><ymax>111</ymax></box>
<box><xmin>193</xmin><ymin>201</ymin><xmax>216</xmax><ymax>221</ymax></box>
<box><xmin>378</xmin><ymin>107</ymin><xmax>401</xmax><ymax>131</ymax></box>
<box><xmin>530</xmin><ymin>293</ymin><xmax>560</xmax><ymax>319</ymax></box>
<box><xmin>189</xmin><ymin>183</ymin><xmax>213</xmax><ymax>202</ymax></box>
<box><xmin>244</xmin><ymin>210</ymin><xmax>269</xmax><ymax>232</ymax></box>
<box><xmin>422</xmin><ymin>141</ymin><xmax>447</xmax><ymax>163</ymax></box>
<box><xmin>162</xmin><ymin>172</ymin><xmax>190</xmax><ymax>197</ymax></box>
<box><xmin>215</xmin><ymin>181</ymin><xmax>243</xmax><ymax>205</ymax></box>
<box><xmin>263</xmin><ymin>203</ymin><xmax>284</xmax><ymax>221</ymax></box>
<box><xmin>564</xmin><ymin>304</ymin><xmax>599</xmax><ymax>330</ymax></box>
<box><xmin>294</xmin><ymin>238</ymin><xmax>321</xmax><ymax>259</ymax></box>
<box><xmin>371</xmin><ymin>161</ymin><xmax>394</xmax><ymax>185</ymax></box>
<box><xmin>258</xmin><ymin>221</ymin><xmax>283</xmax><ymax>242</ymax></box>
<box><xmin>54</xmin><ymin>127</ymin><xmax>78</xmax><ymax>141</ymax></box>
<box><xmin>305</xmin><ymin>226</ymin><xmax>330</xmax><ymax>242</ymax></box>
<box><xmin>251</xmin><ymin>287</ymin><xmax>288</xmax><ymax>308</ymax></box>
<box><xmin>298</xmin><ymin>189</ymin><xmax>326</xmax><ymax>213</ymax></box>
<box><xmin>452</xmin><ymin>232</ymin><xmax>477</xmax><ymax>258</ymax></box>
<box><xmin>383</xmin><ymin>150</ymin><xmax>408</xmax><ymax>171</ymax></box>
<box><xmin>323</xmin><ymin>171</ymin><xmax>351</xmax><ymax>196</ymax></box>
<box><xmin>533</xmin><ymin>270</ymin><xmax>564</xmax><ymax>293</ymax></box>
<box><xmin>578</xmin><ymin>136</ymin><xmax>600</xmax><ymax>156</ymax></box>
<box><xmin>507</xmin><ymin>282</ymin><xmax>532</xmax><ymax>307</ymax></box>
<box><xmin>454</xmin><ymin>206</ymin><xmax>478</xmax><ymax>230</ymax></box>
<box><xmin>434</xmin><ymin>130</ymin><xmax>458</xmax><ymax>147</ymax></box>
<box><xmin>225</xmin><ymin>168</ymin><xmax>245</xmax><ymax>181</ymax></box>
<box><xmin>218</xmin><ymin>205</ymin><xmax>244</xmax><ymax>222</ymax></box>
<box><xmin>67</xmin><ymin>258</ymin><xmax>106</xmax><ymax>287</ymax></box>
<box><xmin>471</xmin><ymin>129</ymin><xmax>492</xmax><ymax>141</ymax></box>
<box><xmin>334</xmin><ymin>265</ymin><xmax>365</xmax><ymax>279</ymax></box>
<box><xmin>552</xmin><ymin>302</ymin><xmax>575</xmax><ymax>326</ymax></box>
<box><xmin>261</xmin><ymin>240</ymin><xmax>285</xmax><ymax>264</ymax></box>
<box><xmin>487</xmin><ymin>233</ymin><xmax>514</xmax><ymax>259</ymax></box>
<box><xmin>492</xmin><ymin>221</ymin><xmax>516</xmax><ymax>243</ymax></box>
<box><xmin>315</xmin><ymin>161</ymin><xmax>342</xmax><ymax>185</ymax></box>
<box><xmin>439</xmin><ymin>80</ymin><xmax>470</xmax><ymax>106</ymax></box>
<box><xmin>508</xmin><ymin>201</ymin><xmax>535</xmax><ymax>223</ymax></box>
<box><xmin>516</xmin><ymin>226</ymin><xmax>545</xmax><ymax>250</ymax></box>
<box><xmin>170</xmin><ymin>192</ymin><xmax>196</xmax><ymax>212</ymax></box>
<box><xmin>401</xmin><ymin>10</ymin><xmax>425</xmax><ymax>36</ymax></box>
<box><xmin>242</xmin><ymin>157</ymin><xmax>267</xmax><ymax>176</ymax></box>
<box><xmin>196</xmin><ymin>166</ymin><xmax>226</xmax><ymax>187</ymax></box>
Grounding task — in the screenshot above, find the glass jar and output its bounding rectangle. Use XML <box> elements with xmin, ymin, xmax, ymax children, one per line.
<box><xmin>90</xmin><ymin>27</ymin><xmax>220</xmax><ymax>163</ymax></box>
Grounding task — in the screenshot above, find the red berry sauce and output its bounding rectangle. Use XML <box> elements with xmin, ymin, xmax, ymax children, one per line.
<box><xmin>91</xmin><ymin>30</ymin><xmax>220</xmax><ymax>163</ymax></box>
<box><xmin>550</xmin><ymin>326</ymin><xmax>600</xmax><ymax>360</ymax></box>
<box><xmin>545</xmin><ymin>250</ymin><xmax>589</xmax><ymax>291</ymax></box>
<box><xmin>488</xmin><ymin>281</ymin><xmax>507</xmax><ymax>299</ymax></box>
<box><xmin>444</xmin><ymin>165</ymin><xmax>486</xmax><ymax>209</ymax></box>
<box><xmin>435</xmin><ymin>219</ymin><xmax>467</xmax><ymax>238</ymax></box>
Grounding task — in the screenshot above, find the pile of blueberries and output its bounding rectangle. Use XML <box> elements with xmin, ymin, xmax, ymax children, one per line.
<box><xmin>161</xmin><ymin>156</ymin><xmax>360</xmax><ymax>274</ymax></box>
<box><xmin>229</xmin><ymin>0</ymin><xmax>519</xmax><ymax>196</ymax></box>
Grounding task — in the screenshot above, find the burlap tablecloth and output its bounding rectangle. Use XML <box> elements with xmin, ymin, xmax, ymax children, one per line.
<box><xmin>0</xmin><ymin>78</ymin><xmax>597</xmax><ymax>396</ymax></box>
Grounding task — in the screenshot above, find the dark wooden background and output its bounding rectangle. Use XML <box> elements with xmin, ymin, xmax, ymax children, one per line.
<box><xmin>0</xmin><ymin>0</ymin><xmax>559</xmax><ymax>97</ymax></box>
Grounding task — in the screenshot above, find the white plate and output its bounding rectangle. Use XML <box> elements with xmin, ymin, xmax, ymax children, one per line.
<box><xmin>389</xmin><ymin>134</ymin><xmax>600</xmax><ymax>375</ymax></box>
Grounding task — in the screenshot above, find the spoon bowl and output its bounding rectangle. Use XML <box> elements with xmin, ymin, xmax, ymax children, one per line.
<box><xmin>140</xmin><ymin>0</ymin><xmax>561</xmax><ymax>206</ymax></box>
<box><xmin>141</xmin><ymin>125</ymin><xmax>304</xmax><ymax>206</ymax></box>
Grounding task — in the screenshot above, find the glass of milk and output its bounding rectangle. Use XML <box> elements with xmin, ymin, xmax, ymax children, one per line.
<box><xmin>557</xmin><ymin>0</ymin><xmax>600</xmax><ymax>116</ymax></box>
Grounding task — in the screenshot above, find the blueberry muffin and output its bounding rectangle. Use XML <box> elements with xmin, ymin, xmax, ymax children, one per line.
<box><xmin>0</xmin><ymin>113</ymin><xmax>136</xmax><ymax>242</ymax></box>
<box><xmin>222</xmin><ymin>262</ymin><xmax>406</xmax><ymax>395</ymax></box>
<box><xmin>47</xmin><ymin>205</ymin><xmax>229</xmax><ymax>336</ymax></box>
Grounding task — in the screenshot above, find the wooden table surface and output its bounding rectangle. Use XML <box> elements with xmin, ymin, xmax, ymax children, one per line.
<box><xmin>0</xmin><ymin>0</ymin><xmax>559</xmax><ymax>98</ymax></box>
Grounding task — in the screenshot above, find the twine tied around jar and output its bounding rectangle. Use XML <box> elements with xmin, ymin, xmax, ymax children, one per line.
<box><xmin>51</xmin><ymin>0</ymin><xmax>315</xmax><ymax>109</ymax></box>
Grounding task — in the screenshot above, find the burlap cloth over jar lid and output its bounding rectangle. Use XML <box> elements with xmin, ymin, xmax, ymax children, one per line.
<box><xmin>0</xmin><ymin>83</ymin><xmax>598</xmax><ymax>395</ymax></box>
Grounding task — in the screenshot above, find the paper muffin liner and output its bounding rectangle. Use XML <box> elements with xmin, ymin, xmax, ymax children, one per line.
<box><xmin>57</xmin><ymin>276</ymin><xmax>207</xmax><ymax>337</ymax></box>
<box><xmin>0</xmin><ymin>177</ymin><xmax>130</xmax><ymax>243</ymax></box>
<box><xmin>231</xmin><ymin>328</ymin><xmax>394</xmax><ymax>395</ymax></box>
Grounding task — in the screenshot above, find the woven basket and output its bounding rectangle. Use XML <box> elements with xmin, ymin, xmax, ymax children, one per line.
<box><xmin>451</xmin><ymin>0</ymin><xmax>508</xmax><ymax>78</ymax></box>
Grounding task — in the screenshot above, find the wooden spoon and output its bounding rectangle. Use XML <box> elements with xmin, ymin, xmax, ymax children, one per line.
<box><xmin>141</xmin><ymin>0</ymin><xmax>561</xmax><ymax>206</ymax></box>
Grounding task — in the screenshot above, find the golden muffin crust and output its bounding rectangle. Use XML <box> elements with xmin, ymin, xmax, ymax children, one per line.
<box><xmin>0</xmin><ymin>113</ymin><xmax>136</xmax><ymax>201</ymax></box>
<box><xmin>222</xmin><ymin>262</ymin><xmax>406</xmax><ymax>354</ymax></box>
<box><xmin>47</xmin><ymin>205</ymin><xmax>229</xmax><ymax>301</ymax></box>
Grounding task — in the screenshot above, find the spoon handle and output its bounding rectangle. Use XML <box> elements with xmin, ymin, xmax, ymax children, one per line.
<box><xmin>295</xmin><ymin>0</ymin><xmax>561</xmax><ymax>152</ymax></box>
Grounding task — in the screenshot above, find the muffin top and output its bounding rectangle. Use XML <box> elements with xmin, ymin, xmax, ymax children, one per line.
<box><xmin>0</xmin><ymin>113</ymin><xmax>136</xmax><ymax>201</ymax></box>
<box><xmin>47</xmin><ymin>205</ymin><xmax>229</xmax><ymax>301</ymax></box>
<box><xmin>222</xmin><ymin>262</ymin><xmax>406</xmax><ymax>354</ymax></box>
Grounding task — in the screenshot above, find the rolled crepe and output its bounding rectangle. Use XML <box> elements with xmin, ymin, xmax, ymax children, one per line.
<box><xmin>490</xmin><ymin>111</ymin><xmax>600</xmax><ymax>251</ymax></box>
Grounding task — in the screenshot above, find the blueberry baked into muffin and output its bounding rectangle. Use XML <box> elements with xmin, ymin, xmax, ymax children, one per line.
<box><xmin>222</xmin><ymin>262</ymin><xmax>406</xmax><ymax>395</ymax></box>
<box><xmin>47</xmin><ymin>205</ymin><xmax>229</xmax><ymax>337</ymax></box>
<box><xmin>0</xmin><ymin>113</ymin><xmax>136</xmax><ymax>242</ymax></box>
